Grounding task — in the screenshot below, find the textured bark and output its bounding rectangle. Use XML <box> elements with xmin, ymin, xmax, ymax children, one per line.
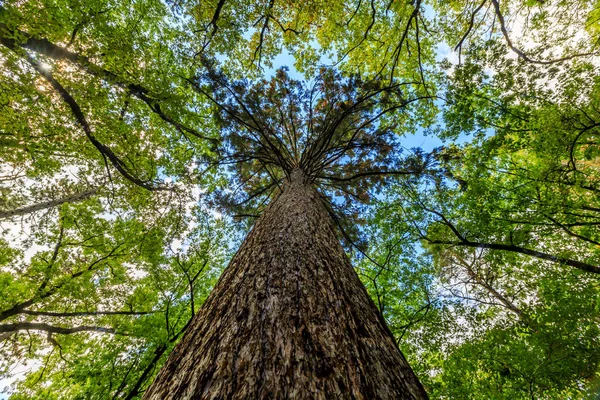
<box><xmin>144</xmin><ymin>169</ymin><xmax>428</xmax><ymax>399</ymax></box>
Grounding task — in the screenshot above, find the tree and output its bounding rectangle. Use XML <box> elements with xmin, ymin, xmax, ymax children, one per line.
<box><xmin>141</xmin><ymin>67</ymin><xmax>429</xmax><ymax>398</ymax></box>
<box><xmin>368</xmin><ymin>7</ymin><xmax>600</xmax><ymax>396</ymax></box>
<box><xmin>1</xmin><ymin>0</ymin><xmax>600</xmax><ymax>398</ymax></box>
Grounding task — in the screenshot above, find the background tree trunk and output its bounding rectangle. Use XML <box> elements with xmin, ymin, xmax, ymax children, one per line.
<box><xmin>143</xmin><ymin>169</ymin><xmax>428</xmax><ymax>399</ymax></box>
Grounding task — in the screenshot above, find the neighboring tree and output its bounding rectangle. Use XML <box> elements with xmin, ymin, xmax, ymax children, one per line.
<box><xmin>0</xmin><ymin>2</ymin><xmax>231</xmax><ymax>396</ymax></box>
<box><xmin>368</xmin><ymin>12</ymin><xmax>600</xmax><ymax>397</ymax></box>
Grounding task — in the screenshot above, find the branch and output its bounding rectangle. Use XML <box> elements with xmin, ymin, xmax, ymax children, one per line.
<box><xmin>317</xmin><ymin>169</ymin><xmax>419</xmax><ymax>183</ymax></box>
<box><xmin>454</xmin><ymin>0</ymin><xmax>487</xmax><ymax>58</ymax></box>
<box><xmin>251</xmin><ymin>0</ymin><xmax>276</xmax><ymax>67</ymax></box>
<box><xmin>0</xmin><ymin>244</ymin><xmax>125</xmax><ymax>322</ymax></box>
<box><xmin>0</xmin><ymin>322</ymin><xmax>124</xmax><ymax>335</ymax></box>
<box><xmin>424</xmin><ymin>236</ymin><xmax>600</xmax><ymax>274</ymax></box>
<box><xmin>13</xmin><ymin>50</ymin><xmax>163</xmax><ymax>190</ymax></box>
<box><xmin>451</xmin><ymin>250</ymin><xmax>524</xmax><ymax>317</ymax></box>
<box><xmin>544</xmin><ymin>214</ymin><xmax>600</xmax><ymax>247</ymax></box>
<box><xmin>122</xmin><ymin>313</ymin><xmax>193</xmax><ymax>399</ymax></box>
<box><xmin>0</xmin><ymin>24</ymin><xmax>216</xmax><ymax>143</ymax></box>
<box><xmin>0</xmin><ymin>189</ymin><xmax>98</xmax><ymax>219</ymax></box>
<box><xmin>208</xmin><ymin>0</ymin><xmax>227</xmax><ymax>41</ymax></box>
<box><xmin>387</xmin><ymin>0</ymin><xmax>421</xmax><ymax>80</ymax></box>
<box><xmin>19</xmin><ymin>310</ymin><xmax>155</xmax><ymax>317</ymax></box>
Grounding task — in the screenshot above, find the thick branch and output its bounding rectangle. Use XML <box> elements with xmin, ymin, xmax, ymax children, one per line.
<box><xmin>0</xmin><ymin>189</ymin><xmax>97</xmax><ymax>219</ymax></box>
<box><xmin>425</xmin><ymin>237</ymin><xmax>600</xmax><ymax>274</ymax></box>
<box><xmin>20</xmin><ymin>310</ymin><xmax>154</xmax><ymax>317</ymax></box>
<box><xmin>12</xmin><ymin>49</ymin><xmax>161</xmax><ymax>190</ymax></box>
<box><xmin>0</xmin><ymin>24</ymin><xmax>215</xmax><ymax>143</ymax></box>
<box><xmin>0</xmin><ymin>322</ymin><xmax>122</xmax><ymax>335</ymax></box>
<box><xmin>207</xmin><ymin>0</ymin><xmax>227</xmax><ymax>41</ymax></box>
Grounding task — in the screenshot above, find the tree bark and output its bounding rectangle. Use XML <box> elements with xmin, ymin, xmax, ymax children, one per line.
<box><xmin>143</xmin><ymin>169</ymin><xmax>428</xmax><ymax>399</ymax></box>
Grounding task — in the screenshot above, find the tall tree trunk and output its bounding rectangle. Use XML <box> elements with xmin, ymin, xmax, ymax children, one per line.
<box><xmin>143</xmin><ymin>169</ymin><xmax>428</xmax><ymax>399</ymax></box>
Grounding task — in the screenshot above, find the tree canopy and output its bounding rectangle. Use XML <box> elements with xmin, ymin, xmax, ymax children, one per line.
<box><xmin>1</xmin><ymin>0</ymin><xmax>599</xmax><ymax>398</ymax></box>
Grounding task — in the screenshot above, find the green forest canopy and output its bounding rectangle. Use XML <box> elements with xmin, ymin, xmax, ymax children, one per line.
<box><xmin>0</xmin><ymin>0</ymin><xmax>599</xmax><ymax>398</ymax></box>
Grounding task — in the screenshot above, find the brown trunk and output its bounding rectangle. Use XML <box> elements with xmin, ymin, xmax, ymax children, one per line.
<box><xmin>143</xmin><ymin>169</ymin><xmax>428</xmax><ymax>399</ymax></box>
